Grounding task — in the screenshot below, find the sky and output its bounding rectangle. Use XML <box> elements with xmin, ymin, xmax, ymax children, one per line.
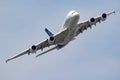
<box><xmin>0</xmin><ymin>0</ymin><xmax>120</xmax><ymax>80</ymax></box>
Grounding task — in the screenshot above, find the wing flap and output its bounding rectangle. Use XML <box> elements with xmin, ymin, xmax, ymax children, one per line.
<box><xmin>36</xmin><ymin>46</ymin><xmax>57</xmax><ymax>57</ymax></box>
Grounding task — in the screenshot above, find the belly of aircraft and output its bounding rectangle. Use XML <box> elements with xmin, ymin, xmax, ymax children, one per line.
<box><xmin>60</xmin><ymin>28</ymin><xmax>76</xmax><ymax>45</ymax></box>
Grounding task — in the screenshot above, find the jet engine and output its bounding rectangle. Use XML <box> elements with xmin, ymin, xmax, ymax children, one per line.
<box><xmin>89</xmin><ymin>17</ymin><xmax>96</xmax><ymax>25</ymax></box>
<box><xmin>30</xmin><ymin>45</ymin><xmax>37</xmax><ymax>53</ymax></box>
<box><xmin>101</xmin><ymin>13</ymin><xmax>107</xmax><ymax>21</ymax></box>
<box><xmin>48</xmin><ymin>36</ymin><xmax>55</xmax><ymax>45</ymax></box>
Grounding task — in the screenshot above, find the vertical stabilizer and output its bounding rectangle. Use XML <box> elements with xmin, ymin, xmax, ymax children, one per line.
<box><xmin>45</xmin><ymin>28</ymin><xmax>54</xmax><ymax>37</ymax></box>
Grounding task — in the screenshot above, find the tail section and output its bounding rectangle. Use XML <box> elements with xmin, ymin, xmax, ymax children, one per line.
<box><xmin>45</xmin><ymin>28</ymin><xmax>54</xmax><ymax>37</ymax></box>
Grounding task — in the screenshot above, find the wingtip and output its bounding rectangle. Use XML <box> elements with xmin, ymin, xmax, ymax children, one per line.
<box><xmin>5</xmin><ymin>59</ymin><xmax>11</xmax><ymax>63</ymax></box>
<box><xmin>5</xmin><ymin>59</ymin><xmax>9</xmax><ymax>63</ymax></box>
<box><xmin>107</xmin><ymin>11</ymin><xmax>116</xmax><ymax>16</ymax></box>
<box><xmin>113</xmin><ymin>11</ymin><xmax>115</xmax><ymax>14</ymax></box>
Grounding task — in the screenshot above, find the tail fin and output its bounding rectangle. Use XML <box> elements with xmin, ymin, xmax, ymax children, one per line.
<box><xmin>45</xmin><ymin>28</ymin><xmax>54</xmax><ymax>37</ymax></box>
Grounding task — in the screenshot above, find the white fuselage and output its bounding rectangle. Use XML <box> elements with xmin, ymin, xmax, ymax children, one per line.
<box><xmin>59</xmin><ymin>11</ymin><xmax>80</xmax><ymax>46</ymax></box>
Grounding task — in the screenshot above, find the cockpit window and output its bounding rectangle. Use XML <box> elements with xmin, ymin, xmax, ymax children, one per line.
<box><xmin>72</xmin><ymin>11</ymin><xmax>76</xmax><ymax>14</ymax></box>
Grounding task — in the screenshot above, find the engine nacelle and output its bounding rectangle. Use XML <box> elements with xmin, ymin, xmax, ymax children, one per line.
<box><xmin>89</xmin><ymin>17</ymin><xmax>96</xmax><ymax>25</ymax></box>
<box><xmin>48</xmin><ymin>36</ymin><xmax>55</xmax><ymax>45</ymax></box>
<box><xmin>30</xmin><ymin>45</ymin><xmax>37</xmax><ymax>53</ymax></box>
<box><xmin>101</xmin><ymin>13</ymin><xmax>107</xmax><ymax>21</ymax></box>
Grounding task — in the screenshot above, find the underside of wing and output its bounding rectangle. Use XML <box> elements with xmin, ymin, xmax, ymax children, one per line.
<box><xmin>6</xmin><ymin>28</ymin><xmax>68</xmax><ymax>62</ymax></box>
<box><xmin>75</xmin><ymin>11</ymin><xmax>115</xmax><ymax>36</ymax></box>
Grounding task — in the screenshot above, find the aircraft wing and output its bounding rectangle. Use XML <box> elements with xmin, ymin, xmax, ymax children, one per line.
<box><xmin>36</xmin><ymin>28</ymin><xmax>68</xmax><ymax>50</ymax></box>
<box><xmin>6</xmin><ymin>49</ymin><xmax>30</xmax><ymax>62</ymax></box>
<box><xmin>75</xmin><ymin>11</ymin><xmax>115</xmax><ymax>36</ymax></box>
<box><xmin>6</xmin><ymin>28</ymin><xmax>68</xmax><ymax>62</ymax></box>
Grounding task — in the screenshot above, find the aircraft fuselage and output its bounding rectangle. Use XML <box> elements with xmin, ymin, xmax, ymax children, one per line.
<box><xmin>58</xmin><ymin>11</ymin><xmax>80</xmax><ymax>48</ymax></box>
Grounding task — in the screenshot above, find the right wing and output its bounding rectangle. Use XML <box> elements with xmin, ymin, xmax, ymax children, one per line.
<box><xmin>6</xmin><ymin>28</ymin><xmax>68</xmax><ymax>62</ymax></box>
<box><xmin>75</xmin><ymin>11</ymin><xmax>115</xmax><ymax>36</ymax></box>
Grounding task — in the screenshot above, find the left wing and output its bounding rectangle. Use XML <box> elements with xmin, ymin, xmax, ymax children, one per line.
<box><xmin>6</xmin><ymin>49</ymin><xmax>30</xmax><ymax>62</ymax></box>
<box><xmin>75</xmin><ymin>11</ymin><xmax>115</xmax><ymax>36</ymax></box>
<box><xmin>5</xmin><ymin>39</ymin><xmax>49</xmax><ymax>63</ymax></box>
<box><xmin>6</xmin><ymin>28</ymin><xmax>68</xmax><ymax>62</ymax></box>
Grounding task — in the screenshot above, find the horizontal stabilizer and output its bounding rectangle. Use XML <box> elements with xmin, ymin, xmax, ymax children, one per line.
<box><xmin>36</xmin><ymin>46</ymin><xmax>57</xmax><ymax>57</ymax></box>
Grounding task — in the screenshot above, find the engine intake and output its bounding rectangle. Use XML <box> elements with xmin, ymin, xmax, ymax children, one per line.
<box><xmin>90</xmin><ymin>17</ymin><xmax>96</xmax><ymax>25</ymax></box>
<box><xmin>48</xmin><ymin>36</ymin><xmax>55</xmax><ymax>45</ymax></box>
<box><xmin>32</xmin><ymin>45</ymin><xmax>37</xmax><ymax>50</ymax></box>
<box><xmin>90</xmin><ymin>17</ymin><xmax>95</xmax><ymax>22</ymax></box>
<box><xmin>30</xmin><ymin>45</ymin><xmax>37</xmax><ymax>53</ymax></box>
<box><xmin>50</xmin><ymin>36</ymin><xmax>54</xmax><ymax>41</ymax></box>
<box><xmin>101</xmin><ymin>13</ymin><xmax>107</xmax><ymax>21</ymax></box>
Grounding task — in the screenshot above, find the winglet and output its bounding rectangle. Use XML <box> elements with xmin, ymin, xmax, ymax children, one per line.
<box><xmin>5</xmin><ymin>59</ymin><xmax>10</xmax><ymax>63</ymax></box>
<box><xmin>5</xmin><ymin>58</ymin><xmax>13</xmax><ymax>63</ymax></box>
<box><xmin>45</xmin><ymin>28</ymin><xmax>54</xmax><ymax>37</ymax></box>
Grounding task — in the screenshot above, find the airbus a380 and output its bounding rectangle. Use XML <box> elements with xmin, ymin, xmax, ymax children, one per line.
<box><xmin>6</xmin><ymin>10</ymin><xmax>115</xmax><ymax>62</ymax></box>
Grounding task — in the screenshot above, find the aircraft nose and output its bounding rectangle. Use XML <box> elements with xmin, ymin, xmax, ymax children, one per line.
<box><xmin>74</xmin><ymin>12</ymin><xmax>79</xmax><ymax>18</ymax></box>
<box><xmin>73</xmin><ymin>12</ymin><xmax>80</xmax><ymax>20</ymax></box>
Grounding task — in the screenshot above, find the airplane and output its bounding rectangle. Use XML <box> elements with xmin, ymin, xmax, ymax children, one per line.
<box><xmin>6</xmin><ymin>10</ymin><xmax>115</xmax><ymax>62</ymax></box>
